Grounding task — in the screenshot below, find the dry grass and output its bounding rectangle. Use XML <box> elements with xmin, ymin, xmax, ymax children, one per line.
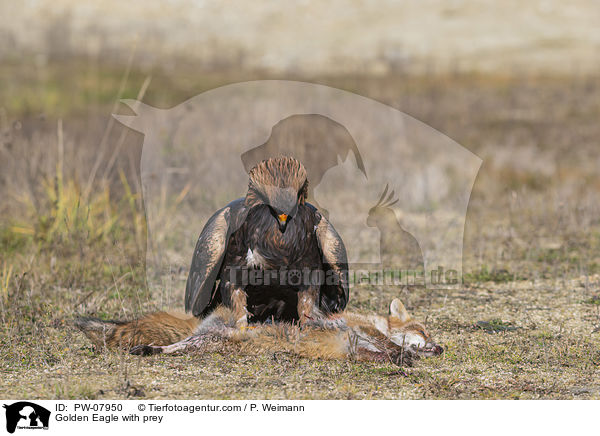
<box><xmin>1</xmin><ymin>61</ymin><xmax>600</xmax><ymax>399</ymax></box>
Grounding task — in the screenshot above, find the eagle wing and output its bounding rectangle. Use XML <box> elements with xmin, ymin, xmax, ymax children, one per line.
<box><xmin>185</xmin><ymin>198</ymin><xmax>247</xmax><ymax>317</ymax></box>
<box><xmin>314</xmin><ymin>211</ymin><xmax>350</xmax><ymax>313</ymax></box>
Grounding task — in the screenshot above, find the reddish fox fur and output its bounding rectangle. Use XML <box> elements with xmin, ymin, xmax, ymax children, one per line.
<box><xmin>76</xmin><ymin>299</ymin><xmax>442</xmax><ymax>366</ymax></box>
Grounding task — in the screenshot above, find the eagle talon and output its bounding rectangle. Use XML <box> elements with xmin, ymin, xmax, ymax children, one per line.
<box><xmin>236</xmin><ymin>315</ymin><xmax>248</xmax><ymax>328</ymax></box>
<box><xmin>298</xmin><ymin>313</ymin><xmax>316</xmax><ymax>328</ymax></box>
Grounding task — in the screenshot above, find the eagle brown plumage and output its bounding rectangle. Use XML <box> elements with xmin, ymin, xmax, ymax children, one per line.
<box><xmin>185</xmin><ymin>156</ymin><xmax>349</xmax><ymax>324</ymax></box>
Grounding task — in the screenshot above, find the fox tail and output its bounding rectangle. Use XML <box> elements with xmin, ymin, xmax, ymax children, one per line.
<box><xmin>75</xmin><ymin>311</ymin><xmax>199</xmax><ymax>350</ymax></box>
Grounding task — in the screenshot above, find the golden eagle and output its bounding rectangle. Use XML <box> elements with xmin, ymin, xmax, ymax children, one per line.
<box><xmin>185</xmin><ymin>156</ymin><xmax>349</xmax><ymax>324</ymax></box>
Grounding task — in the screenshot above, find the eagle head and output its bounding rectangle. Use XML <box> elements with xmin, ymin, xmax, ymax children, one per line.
<box><xmin>246</xmin><ymin>156</ymin><xmax>308</xmax><ymax>233</ymax></box>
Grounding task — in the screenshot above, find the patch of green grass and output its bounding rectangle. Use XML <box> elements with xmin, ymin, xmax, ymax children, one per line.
<box><xmin>475</xmin><ymin>320</ymin><xmax>518</xmax><ymax>333</ymax></box>
<box><xmin>534</xmin><ymin>330</ymin><xmax>555</xmax><ymax>340</ymax></box>
<box><xmin>582</xmin><ymin>296</ymin><xmax>600</xmax><ymax>305</ymax></box>
<box><xmin>0</xmin><ymin>59</ymin><xmax>270</xmax><ymax>118</ymax></box>
<box><xmin>0</xmin><ymin>225</ymin><xmax>32</xmax><ymax>254</ymax></box>
<box><xmin>464</xmin><ymin>266</ymin><xmax>523</xmax><ymax>283</ymax></box>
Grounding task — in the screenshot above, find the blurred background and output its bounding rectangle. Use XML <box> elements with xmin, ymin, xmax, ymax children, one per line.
<box><xmin>1</xmin><ymin>0</ymin><xmax>599</xmax><ymax>304</ymax></box>
<box><xmin>2</xmin><ymin>0</ymin><xmax>599</xmax><ymax>74</ymax></box>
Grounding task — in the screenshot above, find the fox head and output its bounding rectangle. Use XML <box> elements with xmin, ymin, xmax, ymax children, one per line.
<box><xmin>387</xmin><ymin>298</ymin><xmax>443</xmax><ymax>357</ymax></box>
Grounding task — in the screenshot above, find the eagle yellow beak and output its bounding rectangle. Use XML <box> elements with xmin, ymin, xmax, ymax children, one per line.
<box><xmin>277</xmin><ymin>214</ymin><xmax>288</xmax><ymax>233</ymax></box>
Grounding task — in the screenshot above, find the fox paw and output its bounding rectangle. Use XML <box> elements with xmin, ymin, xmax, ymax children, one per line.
<box><xmin>391</xmin><ymin>349</ymin><xmax>415</xmax><ymax>367</ymax></box>
<box><xmin>130</xmin><ymin>344</ymin><xmax>161</xmax><ymax>356</ymax></box>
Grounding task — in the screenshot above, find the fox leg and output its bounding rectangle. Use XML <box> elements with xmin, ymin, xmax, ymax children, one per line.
<box><xmin>129</xmin><ymin>342</ymin><xmax>185</xmax><ymax>356</ymax></box>
<box><xmin>376</xmin><ymin>337</ymin><xmax>416</xmax><ymax>365</ymax></box>
<box><xmin>355</xmin><ymin>349</ymin><xmax>411</xmax><ymax>374</ymax></box>
<box><xmin>349</xmin><ymin>332</ymin><xmax>414</xmax><ymax>366</ymax></box>
<box><xmin>130</xmin><ymin>333</ymin><xmax>221</xmax><ymax>356</ymax></box>
<box><xmin>130</xmin><ymin>309</ymin><xmax>236</xmax><ymax>356</ymax></box>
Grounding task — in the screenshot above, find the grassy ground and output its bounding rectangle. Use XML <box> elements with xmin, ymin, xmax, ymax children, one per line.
<box><xmin>1</xmin><ymin>60</ymin><xmax>599</xmax><ymax>399</ymax></box>
<box><xmin>1</xmin><ymin>273</ymin><xmax>599</xmax><ymax>399</ymax></box>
